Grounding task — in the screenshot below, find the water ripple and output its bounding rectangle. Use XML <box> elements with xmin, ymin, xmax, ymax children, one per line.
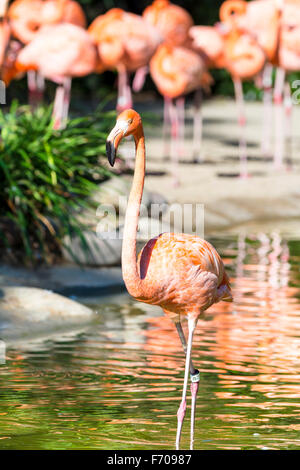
<box><xmin>0</xmin><ymin>233</ymin><xmax>300</xmax><ymax>449</ymax></box>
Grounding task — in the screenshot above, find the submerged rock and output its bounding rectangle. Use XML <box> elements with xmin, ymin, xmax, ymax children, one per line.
<box><xmin>0</xmin><ymin>286</ymin><xmax>94</xmax><ymax>341</ymax></box>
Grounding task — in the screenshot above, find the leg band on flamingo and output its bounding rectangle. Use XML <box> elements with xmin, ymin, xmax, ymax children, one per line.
<box><xmin>190</xmin><ymin>369</ymin><xmax>200</xmax><ymax>383</ymax></box>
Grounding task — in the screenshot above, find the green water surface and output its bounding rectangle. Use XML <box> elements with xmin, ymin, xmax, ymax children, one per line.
<box><xmin>1</xmin><ymin>234</ymin><xmax>300</xmax><ymax>450</ymax></box>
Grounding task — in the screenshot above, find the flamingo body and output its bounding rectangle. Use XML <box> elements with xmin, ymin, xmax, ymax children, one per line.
<box><xmin>189</xmin><ymin>26</ymin><xmax>225</xmax><ymax>67</ymax></box>
<box><xmin>8</xmin><ymin>0</ymin><xmax>86</xmax><ymax>44</ymax></box>
<box><xmin>150</xmin><ymin>43</ymin><xmax>204</xmax><ymax>99</ymax></box>
<box><xmin>137</xmin><ymin>233</ymin><xmax>231</xmax><ymax>318</ymax></box>
<box><xmin>143</xmin><ymin>0</ymin><xmax>193</xmax><ymax>46</ymax></box>
<box><xmin>16</xmin><ymin>23</ymin><xmax>97</xmax><ymax>80</ymax></box>
<box><xmin>224</xmin><ymin>31</ymin><xmax>266</xmax><ymax>79</ymax></box>
<box><xmin>88</xmin><ymin>8</ymin><xmax>162</xmax><ymax>72</ymax></box>
<box><xmin>0</xmin><ymin>18</ymin><xmax>10</xmax><ymax>67</ymax></box>
<box><xmin>279</xmin><ymin>1</ymin><xmax>300</xmax><ymax>70</ymax></box>
<box><xmin>223</xmin><ymin>0</ymin><xmax>280</xmax><ymax>63</ymax></box>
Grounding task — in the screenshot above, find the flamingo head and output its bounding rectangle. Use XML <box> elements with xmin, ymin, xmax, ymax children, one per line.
<box><xmin>106</xmin><ymin>109</ymin><xmax>142</xmax><ymax>166</ymax></box>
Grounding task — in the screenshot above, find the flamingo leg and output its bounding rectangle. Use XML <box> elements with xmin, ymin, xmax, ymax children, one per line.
<box><xmin>117</xmin><ymin>69</ymin><xmax>133</xmax><ymax>113</ymax></box>
<box><xmin>36</xmin><ymin>72</ymin><xmax>45</xmax><ymax>103</ymax></box>
<box><xmin>62</xmin><ymin>77</ymin><xmax>72</xmax><ymax>127</ymax></box>
<box><xmin>192</xmin><ymin>88</ymin><xmax>203</xmax><ymax>163</ymax></box>
<box><xmin>284</xmin><ymin>81</ymin><xmax>292</xmax><ymax>170</ymax></box>
<box><xmin>176</xmin><ymin>316</ymin><xmax>197</xmax><ymax>450</ymax></box>
<box><xmin>175</xmin><ymin>321</ymin><xmax>200</xmax><ymax>450</ymax></box>
<box><xmin>233</xmin><ymin>78</ymin><xmax>248</xmax><ymax>178</ymax></box>
<box><xmin>176</xmin><ymin>96</ymin><xmax>185</xmax><ymax>159</ymax></box>
<box><xmin>27</xmin><ymin>71</ymin><xmax>37</xmax><ymax>106</ymax></box>
<box><xmin>273</xmin><ymin>67</ymin><xmax>285</xmax><ymax>170</ymax></box>
<box><xmin>163</xmin><ymin>96</ymin><xmax>171</xmax><ymax>158</ymax></box>
<box><xmin>169</xmin><ymin>98</ymin><xmax>180</xmax><ymax>187</ymax></box>
<box><xmin>27</xmin><ymin>71</ymin><xmax>45</xmax><ymax>107</ymax></box>
<box><xmin>132</xmin><ymin>65</ymin><xmax>149</xmax><ymax>93</ymax></box>
<box><xmin>261</xmin><ymin>64</ymin><xmax>273</xmax><ymax>158</ymax></box>
<box><xmin>52</xmin><ymin>83</ymin><xmax>64</xmax><ymax>130</ymax></box>
<box><xmin>125</xmin><ymin>73</ymin><xmax>133</xmax><ymax>109</ymax></box>
<box><xmin>175</xmin><ymin>322</ymin><xmax>197</xmax><ymax>374</ymax></box>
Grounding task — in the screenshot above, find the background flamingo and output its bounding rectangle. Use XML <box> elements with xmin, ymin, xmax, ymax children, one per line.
<box><xmin>0</xmin><ymin>0</ymin><xmax>9</xmax><ymax>71</ymax></box>
<box><xmin>105</xmin><ymin>108</ymin><xmax>232</xmax><ymax>450</ymax></box>
<box><xmin>15</xmin><ymin>22</ymin><xmax>97</xmax><ymax>128</ymax></box>
<box><xmin>150</xmin><ymin>43</ymin><xmax>205</xmax><ymax>184</ymax></box>
<box><xmin>7</xmin><ymin>0</ymin><xmax>86</xmax><ymax>104</ymax></box>
<box><xmin>143</xmin><ymin>0</ymin><xmax>193</xmax><ymax>47</ymax></box>
<box><xmin>273</xmin><ymin>0</ymin><xmax>300</xmax><ymax>169</ymax></box>
<box><xmin>189</xmin><ymin>25</ymin><xmax>226</xmax><ymax>162</ymax></box>
<box><xmin>219</xmin><ymin>2</ymin><xmax>266</xmax><ymax>177</ymax></box>
<box><xmin>88</xmin><ymin>8</ymin><xmax>162</xmax><ymax>113</ymax></box>
<box><xmin>132</xmin><ymin>0</ymin><xmax>194</xmax><ymax>93</ymax></box>
<box><xmin>134</xmin><ymin>0</ymin><xmax>195</xmax><ymax>158</ymax></box>
<box><xmin>220</xmin><ymin>0</ymin><xmax>281</xmax><ymax>160</ymax></box>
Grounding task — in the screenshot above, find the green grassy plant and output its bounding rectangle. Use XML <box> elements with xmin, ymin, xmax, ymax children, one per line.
<box><xmin>0</xmin><ymin>101</ymin><xmax>116</xmax><ymax>265</ymax></box>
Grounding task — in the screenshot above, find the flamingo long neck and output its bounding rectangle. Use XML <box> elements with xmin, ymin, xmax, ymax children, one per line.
<box><xmin>121</xmin><ymin>126</ymin><xmax>145</xmax><ymax>299</ymax></box>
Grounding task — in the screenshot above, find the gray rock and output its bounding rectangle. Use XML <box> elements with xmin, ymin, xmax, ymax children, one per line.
<box><xmin>0</xmin><ymin>286</ymin><xmax>94</xmax><ymax>341</ymax></box>
<box><xmin>63</xmin><ymin>231</ymin><xmax>122</xmax><ymax>266</ymax></box>
<box><xmin>0</xmin><ymin>264</ymin><xmax>124</xmax><ymax>297</ymax></box>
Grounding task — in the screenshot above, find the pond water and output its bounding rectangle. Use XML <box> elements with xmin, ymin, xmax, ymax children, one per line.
<box><xmin>0</xmin><ymin>233</ymin><xmax>300</xmax><ymax>450</ymax></box>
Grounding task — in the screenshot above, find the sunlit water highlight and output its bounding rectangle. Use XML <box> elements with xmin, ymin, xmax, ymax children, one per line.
<box><xmin>0</xmin><ymin>233</ymin><xmax>300</xmax><ymax>449</ymax></box>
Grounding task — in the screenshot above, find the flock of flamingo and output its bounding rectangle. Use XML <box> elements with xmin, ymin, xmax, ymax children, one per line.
<box><xmin>1</xmin><ymin>0</ymin><xmax>300</xmax><ymax>451</ymax></box>
<box><xmin>1</xmin><ymin>0</ymin><xmax>300</xmax><ymax>175</ymax></box>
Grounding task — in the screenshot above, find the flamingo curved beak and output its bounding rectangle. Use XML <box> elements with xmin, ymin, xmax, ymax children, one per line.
<box><xmin>106</xmin><ymin>120</ymin><xmax>128</xmax><ymax>166</ymax></box>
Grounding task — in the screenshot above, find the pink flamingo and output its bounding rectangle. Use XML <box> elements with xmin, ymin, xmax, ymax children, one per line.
<box><xmin>8</xmin><ymin>0</ymin><xmax>86</xmax><ymax>104</ymax></box>
<box><xmin>221</xmin><ymin>0</ymin><xmax>280</xmax><ymax>158</ymax></box>
<box><xmin>150</xmin><ymin>43</ymin><xmax>205</xmax><ymax>184</ymax></box>
<box><xmin>143</xmin><ymin>0</ymin><xmax>193</xmax><ymax>46</ymax></box>
<box><xmin>106</xmin><ymin>108</ymin><xmax>232</xmax><ymax>449</ymax></box>
<box><xmin>273</xmin><ymin>0</ymin><xmax>300</xmax><ymax>169</ymax></box>
<box><xmin>133</xmin><ymin>0</ymin><xmax>194</xmax><ymax>158</ymax></box>
<box><xmin>219</xmin><ymin>2</ymin><xmax>267</xmax><ymax>177</ymax></box>
<box><xmin>15</xmin><ymin>23</ymin><xmax>97</xmax><ymax>128</ymax></box>
<box><xmin>88</xmin><ymin>8</ymin><xmax>162</xmax><ymax>113</ymax></box>
<box><xmin>134</xmin><ymin>0</ymin><xmax>194</xmax><ymax>91</ymax></box>
<box><xmin>189</xmin><ymin>25</ymin><xmax>225</xmax><ymax>162</ymax></box>
<box><xmin>190</xmin><ymin>17</ymin><xmax>266</xmax><ymax>176</ymax></box>
<box><xmin>0</xmin><ymin>1</ymin><xmax>10</xmax><ymax>70</ymax></box>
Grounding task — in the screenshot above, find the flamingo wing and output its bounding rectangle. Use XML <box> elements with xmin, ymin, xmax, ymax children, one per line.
<box><xmin>137</xmin><ymin>233</ymin><xmax>232</xmax><ymax>314</ymax></box>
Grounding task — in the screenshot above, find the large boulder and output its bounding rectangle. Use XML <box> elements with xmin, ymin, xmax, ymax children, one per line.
<box><xmin>0</xmin><ymin>287</ymin><xmax>95</xmax><ymax>341</ymax></box>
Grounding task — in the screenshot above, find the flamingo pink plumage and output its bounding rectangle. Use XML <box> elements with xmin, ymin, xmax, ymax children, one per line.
<box><xmin>218</xmin><ymin>3</ymin><xmax>267</xmax><ymax>177</ymax></box>
<box><xmin>88</xmin><ymin>8</ymin><xmax>162</xmax><ymax>112</ymax></box>
<box><xmin>134</xmin><ymin>1</ymin><xmax>194</xmax><ymax>90</ymax></box>
<box><xmin>0</xmin><ymin>14</ymin><xmax>9</xmax><ymax>69</ymax></box>
<box><xmin>15</xmin><ymin>23</ymin><xmax>97</xmax><ymax>128</ymax></box>
<box><xmin>106</xmin><ymin>108</ymin><xmax>232</xmax><ymax>450</ymax></box>
<box><xmin>8</xmin><ymin>0</ymin><xmax>86</xmax><ymax>44</ymax></box>
<box><xmin>7</xmin><ymin>0</ymin><xmax>86</xmax><ymax>103</ymax></box>
<box><xmin>143</xmin><ymin>0</ymin><xmax>193</xmax><ymax>47</ymax></box>
<box><xmin>150</xmin><ymin>43</ymin><xmax>205</xmax><ymax>183</ymax></box>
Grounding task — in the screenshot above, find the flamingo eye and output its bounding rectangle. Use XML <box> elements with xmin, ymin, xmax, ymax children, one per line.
<box><xmin>128</xmin><ymin>118</ymin><xmax>133</xmax><ymax>124</ymax></box>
